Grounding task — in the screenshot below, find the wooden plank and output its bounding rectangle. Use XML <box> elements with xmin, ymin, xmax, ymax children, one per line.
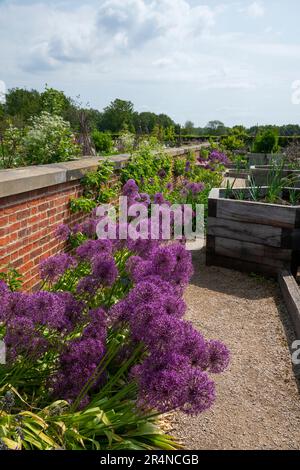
<box><xmin>206</xmin><ymin>252</ymin><xmax>279</xmax><ymax>277</ymax></box>
<box><xmin>278</xmin><ymin>270</ymin><xmax>300</xmax><ymax>338</ymax></box>
<box><xmin>207</xmin><ymin>217</ymin><xmax>282</xmax><ymax>248</ymax></box>
<box><xmin>216</xmin><ymin>198</ymin><xmax>296</xmax><ymax>228</ymax></box>
<box><xmin>214</xmin><ymin>237</ymin><xmax>291</xmax><ymax>269</ymax></box>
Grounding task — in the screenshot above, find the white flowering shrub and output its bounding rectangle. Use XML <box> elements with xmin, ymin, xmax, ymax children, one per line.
<box><xmin>23</xmin><ymin>112</ymin><xmax>80</xmax><ymax>165</ymax></box>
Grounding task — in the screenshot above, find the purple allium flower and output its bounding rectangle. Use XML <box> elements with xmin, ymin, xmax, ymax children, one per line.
<box><xmin>129</xmin><ymin>302</ymin><xmax>167</xmax><ymax>342</ymax></box>
<box><xmin>0</xmin><ymin>281</ymin><xmax>10</xmax><ymax>322</ymax></box>
<box><xmin>40</xmin><ymin>254</ymin><xmax>77</xmax><ymax>282</ymax></box>
<box><xmin>55</xmin><ymin>224</ymin><xmax>71</xmax><ymax>242</ymax></box>
<box><xmin>162</xmin><ymin>294</ymin><xmax>186</xmax><ymax>318</ymax></box>
<box><xmin>0</xmin><ymin>280</ymin><xmax>9</xmax><ymax>296</ymax></box>
<box><xmin>180</xmin><ymin>322</ymin><xmax>209</xmax><ymax>369</ymax></box>
<box><xmin>186</xmin><ymin>182</ymin><xmax>205</xmax><ymax>195</ymax></box>
<box><xmin>139</xmin><ymin>192</ymin><xmax>151</xmax><ymax>207</ymax></box>
<box><xmin>126</xmin><ymin>238</ymin><xmax>158</xmax><ymax>258</ymax></box>
<box><xmin>72</xmin><ymin>223</ymin><xmax>81</xmax><ymax>235</ymax></box>
<box><xmin>126</xmin><ymin>280</ymin><xmax>162</xmax><ymax>306</ymax></box>
<box><xmin>109</xmin><ymin>298</ymin><xmax>130</xmax><ymax>324</ymax></box>
<box><xmin>52</xmin><ymin>337</ymin><xmax>106</xmax><ymax>402</ymax></box>
<box><xmin>28</xmin><ymin>291</ymin><xmax>68</xmax><ymax>330</ymax></box>
<box><xmin>153</xmin><ymin>192</ymin><xmax>165</xmax><ymax>205</ymax></box>
<box><xmin>168</xmin><ymin>243</ymin><xmax>194</xmax><ymax>286</ymax></box>
<box><xmin>180</xmin><ymin>187</ymin><xmax>188</xmax><ymax>197</ymax></box>
<box><xmin>91</xmin><ymin>253</ymin><xmax>118</xmax><ymax>286</ymax></box>
<box><xmin>5</xmin><ymin>316</ymin><xmax>48</xmax><ymax>362</ymax></box>
<box><xmin>0</xmin><ymin>292</ymin><xmax>29</xmax><ymax>322</ymax></box>
<box><xmin>122</xmin><ymin>179</ymin><xmax>139</xmax><ymax>197</ymax></box>
<box><xmin>150</xmin><ymin>245</ymin><xmax>176</xmax><ymax>278</ymax></box>
<box><xmin>56</xmin><ymin>292</ymin><xmax>85</xmax><ymax>331</ymax></box>
<box><xmin>76</xmin><ymin>239</ymin><xmax>113</xmax><ymax>261</ymax></box>
<box><xmin>133</xmin><ymin>353</ymin><xmax>189</xmax><ymax>412</ymax></box>
<box><xmin>158</xmin><ymin>169</ymin><xmax>167</xmax><ymax>179</ymax></box>
<box><xmin>143</xmin><ymin>315</ymin><xmax>186</xmax><ymax>352</ymax></box>
<box><xmin>181</xmin><ymin>368</ymin><xmax>216</xmax><ymax>415</ymax></box>
<box><xmin>209</xmin><ymin>150</ymin><xmax>229</xmax><ymax>165</ymax></box>
<box><xmin>77</xmin><ymin>275</ymin><xmax>100</xmax><ymax>296</ymax></box>
<box><xmin>207</xmin><ymin>339</ymin><xmax>230</xmax><ymax>374</ymax></box>
<box><xmin>82</xmin><ymin>308</ymin><xmax>107</xmax><ymax>342</ymax></box>
<box><xmin>80</xmin><ymin>218</ymin><xmax>98</xmax><ymax>238</ymax></box>
<box><xmin>185</xmin><ymin>160</ymin><xmax>191</xmax><ymax>172</ymax></box>
<box><xmin>166</xmin><ymin>182</ymin><xmax>173</xmax><ymax>191</ymax></box>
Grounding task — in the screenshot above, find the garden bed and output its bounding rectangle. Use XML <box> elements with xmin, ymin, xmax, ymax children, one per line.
<box><xmin>247</xmin><ymin>152</ymin><xmax>283</xmax><ymax>166</ymax></box>
<box><xmin>206</xmin><ymin>187</ymin><xmax>300</xmax><ymax>277</ymax></box>
<box><xmin>278</xmin><ymin>270</ymin><xmax>300</xmax><ymax>339</ymax></box>
<box><xmin>249</xmin><ymin>166</ymin><xmax>300</xmax><ymax>187</ymax></box>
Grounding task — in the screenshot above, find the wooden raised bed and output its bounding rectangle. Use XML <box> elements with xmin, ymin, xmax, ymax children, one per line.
<box><xmin>278</xmin><ymin>270</ymin><xmax>300</xmax><ymax>338</ymax></box>
<box><xmin>249</xmin><ymin>166</ymin><xmax>300</xmax><ymax>187</ymax></box>
<box><xmin>247</xmin><ymin>153</ymin><xmax>283</xmax><ymax>166</ymax></box>
<box><xmin>206</xmin><ymin>187</ymin><xmax>300</xmax><ymax>277</ymax></box>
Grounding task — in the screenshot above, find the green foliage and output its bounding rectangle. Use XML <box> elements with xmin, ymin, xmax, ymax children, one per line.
<box><xmin>22</xmin><ymin>112</ymin><xmax>80</xmax><ymax>165</ymax></box>
<box><xmin>121</xmin><ymin>139</ymin><xmax>172</xmax><ymax>184</ymax></box>
<box><xmin>71</xmin><ymin>159</ymin><xmax>120</xmax><ymax>212</ymax></box>
<box><xmin>3</xmin><ymin>88</ymin><xmax>42</xmax><ymax>125</ymax></box>
<box><xmin>0</xmin><ymin>124</ymin><xmax>25</xmax><ymax>168</ymax></box>
<box><xmin>92</xmin><ymin>130</ymin><xmax>113</xmax><ymax>154</ymax></box>
<box><xmin>253</xmin><ymin>129</ymin><xmax>279</xmax><ymax>154</ymax></box>
<box><xmin>41</xmin><ymin>86</ymin><xmax>71</xmax><ymax>116</ymax></box>
<box><xmin>100</xmin><ymin>99</ymin><xmax>135</xmax><ymax>133</ymax></box>
<box><xmin>0</xmin><ymin>268</ymin><xmax>23</xmax><ymax>291</ymax></box>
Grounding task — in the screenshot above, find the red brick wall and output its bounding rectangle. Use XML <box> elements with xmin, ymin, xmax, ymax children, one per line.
<box><xmin>0</xmin><ymin>181</ymin><xmax>86</xmax><ymax>290</ymax></box>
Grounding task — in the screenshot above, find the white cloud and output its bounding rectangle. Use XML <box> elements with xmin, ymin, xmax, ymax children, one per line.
<box><xmin>246</xmin><ymin>2</ymin><xmax>265</xmax><ymax>18</ymax></box>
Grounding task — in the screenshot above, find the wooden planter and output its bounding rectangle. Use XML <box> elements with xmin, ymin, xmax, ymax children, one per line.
<box><xmin>247</xmin><ymin>153</ymin><xmax>283</xmax><ymax>166</ymax></box>
<box><xmin>206</xmin><ymin>187</ymin><xmax>300</xmax><ymax>277</ymax></box>
<box><xmin>249</xmin><ymin>166</ymin><xmax>300</xmax><ymax>187</ymax></box>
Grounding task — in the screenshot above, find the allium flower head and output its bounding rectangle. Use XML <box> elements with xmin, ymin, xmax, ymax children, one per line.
<box><xmin>91</xmin><ymin>253</ymin><xmax>118</xmax><ymax>286</ymax></box>
<box><xmin>55</xmin><ymin>224</ymin><xmax>71</xmax><ymax>241</ymax></box>
<box><xmin>207</xmin><ymin>339</ymin><xmax>230</xmax><ymax>374</ymax></box>
<box><xmin>181</xmin><ymin>368</ymin><xmax>216</xmax><ymax>415</ymax></box>
<box><xmin>151</xmin><ymin>245</ymin><xmax>176</xmax><ymax>278</ymax></box>
<box><xmin>122</xmin><ymin>179</ymin><xmax>139</xmax><ymax>197</ymax></box>
<box><xmin>153</xmin><ymin>192</ymin><xmax>165</xmax><ymax>205</ymax></box>
<box><xmin>40</xmin><ymin>254</ymin><xmax>77</xmax><ymax>282</ymax></box>
<box><xmin>76</xmin><ymin>239</ymin><xmax>112</xmax><ymax>260</ymax></box>
<box><xmin>80</xmin><ymin>218</ymin><xmax>98</xmax><ymax>238</ymax></box>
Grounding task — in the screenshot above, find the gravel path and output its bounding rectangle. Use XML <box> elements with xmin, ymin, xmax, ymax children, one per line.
<box><xmin>172</xmin><ymin>250</ymin><xmax>300</xmax><ymax>450</ymax></box>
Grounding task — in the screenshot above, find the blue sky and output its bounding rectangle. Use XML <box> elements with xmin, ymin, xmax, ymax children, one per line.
<box><xmin>0</xmin><ymin>0</ymin><xmax>300</xmax><ymax>126</ymax></box>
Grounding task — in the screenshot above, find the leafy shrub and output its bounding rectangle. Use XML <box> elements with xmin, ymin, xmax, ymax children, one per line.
<box><xmin>0</xmin><ymin>124</ymin><xmax>25</xmax><ymax>168</ymax></box>
<box><xmin>92</xmin><ymin>130</ymin><xmax>113</xmax><ymax>154</ymax></box>
<box><xmin>22</xmin><ymin>112</ymin><xmax>80</xmax><ymax>165</ymax></box>
<box><xmin>253</xmin><ymin>129</ymin><xmax>279</xmax><ymax>154</ymax></box>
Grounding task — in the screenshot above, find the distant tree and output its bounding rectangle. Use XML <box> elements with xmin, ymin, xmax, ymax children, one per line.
<box><xmin>184</xmin><ymin>120</ymin><xmax>195</xmax><ymax>134</ymax></box>
<box><xmin>205</xmin><ymin>120</ymin><xmax>227</xmax><ymax>135</ymax></box>
<box><xmin>135</xmin><ymin>112</ymin><xmax>158</xmax><ymax>134</ymax></box>
<box><xmin>4</xmin><ymin>88</ymin><xmax>42</xmax><ymax>125</ymax></box>
<box><xmin>41</xmin><ymin>86</ymin><xmax>71</xmax><ymax>116</ymax></box>
<box><xmin>253</xmin><ymin>129</ymin><xmax>279</xmax><ymax>153</ymax></box>
<box><xmin>100</xmin><ymin>99</ymin><xmax>135</xmax><ymax>132</ymax></box>
<box><xmin>157</xmin><ymin>113</ymin><xmax>175</xmax><ymax>129</ymax></box>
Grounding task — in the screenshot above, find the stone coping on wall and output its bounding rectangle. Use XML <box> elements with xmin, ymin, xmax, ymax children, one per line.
<box><xmin>0</xmin><ymin>145</ymin><xmax>205</xmax><ymax>199</ymax></box>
